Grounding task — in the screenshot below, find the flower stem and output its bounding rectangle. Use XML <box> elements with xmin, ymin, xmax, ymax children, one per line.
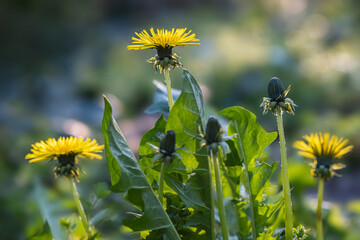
<box><xmin>212</xmin><ymin>150</ymin><xmax>229</xmax><ymax>240</ymax></box>
<box><xmin>276</xmin><ymin>107</ymin><xmax>293</xmax><ymax>240</ymax></box>
<box><xmin>69</xmin><ymin>178</ymin><xmax>92</xmax><ymax>238</ymax></box>
<box><xmin>164</xmin><ymin>68</ymin><xmax>174</xmax><ymax>110</ymax></box>
<box><xmin>161</xmin><ymin>66</ymin><xmax>173</xmax><ymax>208</ymax></box>
<box><xmin>234</xmin><ymin>121</ymin><xmax>257</xmax><ymax>239</ymax></box>
<box><xmin>316</xmin><ymin>178</ymin><xmax>325</xmax><ymax>240</ymax></box>
<box><xmin>207</xmin><ymin>152</ymin><xmax>216</xmax><ymax>240</ymax></box>
<box><xmin>158</xmin><ymin>162</ymin><xmax>168</xmax><ymax>206</ymax></box>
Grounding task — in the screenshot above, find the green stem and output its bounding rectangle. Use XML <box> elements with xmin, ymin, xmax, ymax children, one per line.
<box><xmin>212</xmin><ymin>150</ymin><xmax>229</xmax><ymax>240</ymax></box>
<box><xmin>276</xmin><ymin>107</ymin><xmax>293</xmax><ymax>240</ymax></box>
<box><xmin>207</xmin><ymin>152</ymin><xmax>216</xmax><ymax>240</ymax></box>
<box><xmin>69</xmin><ymin>178</ymin><xmax>92</xmax><ymax>238</ymax></box>
<box><xmin>158</xmin><ymin>162</ymin><xmax>168</xmax><ymax>206</ymax></box>
<box><xmin>154</xmin><ymin>171</ymin><xmax>182</xmax><ymax>240</ymax></box>
<box><xmin>316</xmin><ymin>178</ymin><xmax>324</xmax><ymax>240</ymax></box>
<box><xmin>234</xmin><ymin>122</ymin><xmax>257</xmax><ymax>239</ymax></box>
<box><xmin>164</xmin><ymin>68</ymin><xmax>174</xmax><ymax>110</ymax></box>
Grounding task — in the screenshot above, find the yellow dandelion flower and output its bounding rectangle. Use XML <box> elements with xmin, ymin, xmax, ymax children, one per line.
<box><xmin>128</xmin><ymin>28</ymin><xmax>200</xmax><ymax>71</ymax></box>
<box><xmin>128</xmin><ymin>28</ymin><xmax>200</xmax><ymax>50</ymax></box>
<box><xmin>26</xmin><ymin>136</ymin><xmax>104</xmax><ymax>179</ymax></box>
<box><xmin>293</xmin><ymin>132</ymin><xmax>353</xmax><ymax>179</ymax></box>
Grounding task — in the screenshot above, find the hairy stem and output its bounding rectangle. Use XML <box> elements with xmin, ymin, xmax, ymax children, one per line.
<box><xmin>69</xmin><ymin>178</ymin><xmax>92</xmax><ymax>238</ymax></box>
<box><xmin>164</xmin><ymin>68</ymin><xmax>174</xmax><ymax>110</ymax></box>
<box><xmin>158</xmin><ymin>162</ymin><xmax>168</xmax><ymax>206</ymax></box>
<box><xmin>276</xmin><ymin>107</ymin><xmax>293</xmax><ymax>240</ymax></box>
<box><xmin>234</xmin><ymin>121</ymin><xmax>257</xmax><ymax>239</ymax></box>
<box><xmin>207</xmin><ymin>152</ymin><xmax>216</xmax><ymax>240</ymax></box>
<box><xmin>316</xmin><ymin>178</ymin><xmax>324</xmax><ymax>240</ymax></box>
<box><xmin>212</xmin><ymin>150</ymin><xmax>229</xmax><ymax>240</ymax></box>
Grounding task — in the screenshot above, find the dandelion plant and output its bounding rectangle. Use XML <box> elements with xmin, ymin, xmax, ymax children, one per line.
<box><xmin>200</xmin><ymin>116</ymin><xmax>233</xmax><ymax>240</ymax></box>
<box><xmin>294</xmin><ymin>132</ymin><xmax>353</xmax><ymax>240</ymax></box>
<box><xmin>26</xmin><ymin>136</ymin><xmax>104</xmax><ymax>239</ymax></box>
<box><xmin>128</xmin><ymin>28</ymin><xmax>199</xmax><ymax>206</ymax></box>
<box><xmin>261</xmin><ymin>77</ymin><xmax>296</xmax><ymax>240</ymax></box>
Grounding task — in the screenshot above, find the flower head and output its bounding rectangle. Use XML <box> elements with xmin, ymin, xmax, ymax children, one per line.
<box><xmin>26</xmin><ymin>136</ymin><xmax>104</xmax><ymax>179</ymax></box>
<box><xmin>128</xmin><ymin>28</ymin><xmax>200</xmax><ymax>72</ymax></box>
<box><xmin>200</xmin><ymin>116</ymin><xmax>233</xmax><ymax>154</ymax></box>
<box><xmin>148</xmin><ymin>130</ymin><xmax>182</xmax><ymax>165</ymax></box>
<box><xmin>293</xmin><ymin>132</ymin><xmax>353</xmax><ymax>180</ymax></box>
<box><xmin>260</xmin><ymin>77</ymin><xmax>296</xmax><ymax>115</ymax></box>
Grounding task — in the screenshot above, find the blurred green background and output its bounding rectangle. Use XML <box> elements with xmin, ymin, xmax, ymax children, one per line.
<box><xmin>1</xmin><ymin>0</ymin><xmax>359</xmax><ymax>239</ymax></box>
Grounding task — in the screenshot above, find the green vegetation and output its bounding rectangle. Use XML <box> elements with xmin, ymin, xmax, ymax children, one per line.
<box><xmin>1</xmin><ymin>1</ymin><xmax>359</xmax><ymax>239</ymax></box>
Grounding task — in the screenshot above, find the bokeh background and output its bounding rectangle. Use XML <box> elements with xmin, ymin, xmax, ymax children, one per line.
<box><xmin>1</xmin><ymin>0</ymin><xmax>359</xmax><ymax>239</ymax></box>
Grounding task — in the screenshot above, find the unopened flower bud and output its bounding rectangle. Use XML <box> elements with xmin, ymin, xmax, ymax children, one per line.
<box><xmin>268</xmin><ymin>77</ymin><xmax>285</xmax><ymax>100</ymax></box>
<box><xmin>160</xmin><ymin>130</ymin><xmax>176</xmax><ymax>156</ymax></box>
<box><xmin>261</xmin><ymin>77</ymin><xmax>296</xmax><ymax>115</ymax></box>
<box><xmin>205</xmin><ymin>116</ymin><xmax>223</xmax><ymax>144</ymax></box>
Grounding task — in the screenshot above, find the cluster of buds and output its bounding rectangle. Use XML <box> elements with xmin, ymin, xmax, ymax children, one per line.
<box><xmin>200</xmin><ymin>116</ymin><xmax>233</xmax><ymax>154</ymax></box>
<box><xmin>53</xmin><ymin>154</ymin><xmax>81</xmax><ymax>180</ymax></box>
<box><xmin>292</xmin><ymin>224</ymin><xmax>310</xmax><ymax>240</ymax></box>
<box><xmin>148</xmin><ymin>45</ymin><xmax>182</xmax><ymax>72</ymax></box>
<box><xmin>260</xmin><ymin>77</ymin><xmax>297</xmax><ymax>115</ymax></box>
<box><xmin>149</xmin><ymin>130</ymin><xmax>182</xmax><ymax>165</ymax></box>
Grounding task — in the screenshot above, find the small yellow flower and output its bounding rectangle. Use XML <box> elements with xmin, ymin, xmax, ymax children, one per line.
<box><xmin>293</xmin><ymin>132</ymin><xmax>353</xmax><ymax>179</ymax></box>
<box><xmin>128</xmin><ymin>28</ymin><xmax>200</xmax><ymax>71</ymax></box>
<box><xmin>26</xmin><ymin>136</ymin><xmax>104</xmax><ymax>179</ymax></box>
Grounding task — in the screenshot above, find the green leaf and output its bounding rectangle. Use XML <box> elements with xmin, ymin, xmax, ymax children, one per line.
<box><xmin>218</xmin><ymin>106</ymin><xmax>278</xmax><ymax>163</ymax></box>
<box><xmin>222</xmin><ymin>140</ymin><xmax>243</xmax><ymax>200</ymax></box>
<box><xmin>138</xmin><ymin>115</ymin><xmax>188</xmax><ymax>191</ymax></box>
<box><xmin>138</xmin><ymin>115</ymin><xmax>167</xmax><ymax>187</ymax></box>
<box><xmin>166</xmin><ymin>70</ymin><xmax>207</xmax><ymax>171</ymax></box>
<box><xmin>258</xmin><ymin>231</ymin><xmax>279</xmax><ymax>240</ymax></box>
<box><xmin>248</xmin><ymin>161</ymin><xmax>283</xmax><ymax>232</ymax></box>
<box><xmin>102</xmin><ymin>96</ymin><xmax>181</xmax><ymax>239</ymax></box>
<box><xmin>165</xmin><ymin>70</ymin><xmax>213</xmax><ymax>239</ymax></box>
<box><xmin>164</xmin><ymin>174</ymin><xmax>208</xmax><ymax>212</ymax></box>
<box><xmin>94</xmin><ymin>182</ymin><xmax>111</xmax><ymax>199</ymax></box>
<box><xmin>90</xmin><ymin>209</ymin><xmax>112</xmax><ymax>226</ymax></box>
<box><xmin>249</xmin><ymin>161</ymin><xmax>278</xmax><ymax>201</ymax></box>
<box><xmin>34</xmin><ymin>178</ymin><xmax>67</xmax><ymax>240</ymax></box>
<box><xmin>218</xmin><ymin>106</ymin><xmax>279</xmax><ymax>237</ymax></box>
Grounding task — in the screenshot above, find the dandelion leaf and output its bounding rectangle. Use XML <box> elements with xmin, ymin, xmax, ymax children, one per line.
<box><xmin>102</xmin><ymin>96</ymin><xmax>181</xmax><ymax>239</ymax></box>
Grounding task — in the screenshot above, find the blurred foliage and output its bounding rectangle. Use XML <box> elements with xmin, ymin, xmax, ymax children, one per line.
<box><xmin>0</xmin><ymin>0</ymin><xmax>359</xmax><ymax>239</ymax></box>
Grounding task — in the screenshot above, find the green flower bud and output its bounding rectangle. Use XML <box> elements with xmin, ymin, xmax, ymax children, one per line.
<box><xmin>293</xmin><ymin>224</ymin><xmax>310</xmax><ymax>240</ymax></box>
<box><xmin>160</xmin><ymin>130</ymin><xmax>176</xmax><ymax>156</ymax></box>
<box><xmin>205</xmin><ymin>116</ymin><xmax>223</xmax><ymax>144</ymax></box>
<box><xmin>268</xmin><ymin>77</ymin><xmax>285</xmax><ymax>100</ymax></box>
<box><xmin>261</xmin><ymin>77</ymin><xmax>296</xmax><ymax>115</ymax></box>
